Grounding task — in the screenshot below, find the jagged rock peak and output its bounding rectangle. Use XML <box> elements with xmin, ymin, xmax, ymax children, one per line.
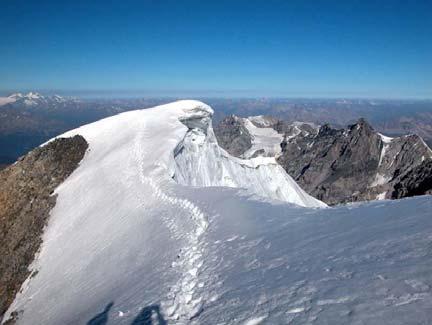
<box><xmin>317</xmin><ymin>123</ymin><xmax>342</xmax><ymax>137</ymax></box>
<box><xmin>348</xmin><ymin>118</ymin><xmax>375</xmax><ymax>134</ymax></box>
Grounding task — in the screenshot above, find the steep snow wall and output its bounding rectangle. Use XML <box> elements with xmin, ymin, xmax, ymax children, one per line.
<box><xmin>173</xmin><ymin>110</ymin><xmax>326</xmax><ymax>208</ymax></box>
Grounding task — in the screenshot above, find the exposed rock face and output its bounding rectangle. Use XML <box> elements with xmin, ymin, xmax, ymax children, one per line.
<box><xmin>277</xmin><ymin>119</ymin><xmax>432</xmax><ymax>205</ymax></box>
<box><xmin>215</xmin><ymin>115</ymin><xmax>432</xmax><ymax>205</ymax></box>
<box><xmin>391</xmin><ymin>160</ymin><xmax>432</xmax><ymax>199</ymax></box>
<box><xmin>0</xmin><ymin>135</ymin><xmax>88</xmax><ymax>321</ymax></box>
<box><xmin>213</xmin><ymin>115</ymin><xmax>252</xmax><ymax>156</ymax></box>
<box><xmin>273</xmin><ymin>120</ymin><xmax>320</xmax><ymax>137</ymax></box>
<box><xmin>215</xmin><ymin>115</ymin><xmax>285</xmax><ymax>159</ymax></box>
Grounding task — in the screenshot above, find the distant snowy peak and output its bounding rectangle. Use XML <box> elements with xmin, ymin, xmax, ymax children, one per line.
<box><xmin>8</xmin><ymin>92</ymin><xmax>24</xmax><ymax>99</ymax></box>
<box><xmin>0</xmin><ymin>92</ymin><xmax>75</xmax><ymax>107</ymax></box>
<box><xmin>26</xmin><ymin>92</ymin><xmax>42</xmax><ymax>99</ymax></box>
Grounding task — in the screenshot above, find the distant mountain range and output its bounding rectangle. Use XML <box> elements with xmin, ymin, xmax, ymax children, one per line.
<box><xmin>0</xmin><ymin>92</ymin><xmax>77</xmax><ymax>108</ymax></box>
<box><xmin>209</xmin><ymin>98</ymin><xmax>432</xmax><ymax>148</ymax></box>
<box><xmin>0</xmin><ymin>92</ymin><xmax>431</xmax><ymax>169</ymax></box>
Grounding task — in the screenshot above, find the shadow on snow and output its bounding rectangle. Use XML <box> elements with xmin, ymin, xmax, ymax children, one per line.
<box><xmin>86</xmin><ymin>302</ymin><xmax>167</xmax><ymax>325</ymax></box>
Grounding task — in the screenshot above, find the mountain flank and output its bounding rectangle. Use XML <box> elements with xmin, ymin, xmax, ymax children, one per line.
<box><xmin>213</xmin><ymin>115</ymin><xmax>252</xmax><ymax>156</ymax></box>
<box><xmin>0</xmin><ymin>135</ymin><xmax>88</xmax><ymax>322</ymax></box>
<box><xmin>215</xmin><ymin>115</ymin><xmax>432</xmax><ymax>205</ymax></box>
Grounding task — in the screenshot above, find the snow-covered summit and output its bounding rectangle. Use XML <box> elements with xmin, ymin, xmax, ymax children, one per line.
<box><xmin>25</xmin><ymin>91</ymin><xmax>42</xmax><ymax>99</ymax></box>
<box><xmin>0</xmin><ymin>92</ymin><xmax>25</xmax><ymax>106</ymax></box>
<box><xmin>4</xmin><ymin>100</ymin><xmax>432</xmax><ymax>325</ymax></box>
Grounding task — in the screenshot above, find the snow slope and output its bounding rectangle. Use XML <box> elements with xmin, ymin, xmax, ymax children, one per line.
<box><xmin>4</xmin><ymin>100</ymin><xmax>432</xmax><ymax>324</ymax></box>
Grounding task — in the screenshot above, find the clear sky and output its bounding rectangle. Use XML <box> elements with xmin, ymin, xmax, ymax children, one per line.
<box><xmin>1</xmin><ymin>0</ymin><xmax>431</xmax><ymax>98</ymax></box>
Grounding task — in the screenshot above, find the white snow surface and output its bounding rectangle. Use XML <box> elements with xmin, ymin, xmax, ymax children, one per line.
<box><xmin>0</xmin><ymin>97</ymin><xmax>16</xmax><ymax>106</ymax></box>
<box><xmin>241</xmin><ymin>117</ymin><xmax>284</xmax><ymax>159</ymax></box>
<box><xmin>376</xmin><ymin>191</ymin><xmax>387</xmax><ymax>200</ymax></box>
<box><xmin>4</xmin><ymin>100</ymin><xmax>432</xmax><ymax>324</ymax></box>
<box><xmin>378</xmin><ymin>133</ymin><xmax>394</xmax><ymax>144</ymax></box>
<box><xmin>371</xmin><ymin>133</ymin><xmax>392</xmax><ymax>187</ymax></box>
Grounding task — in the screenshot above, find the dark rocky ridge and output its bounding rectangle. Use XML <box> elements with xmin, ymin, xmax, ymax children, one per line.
<box><xmin>277</xmin><ymin>119</ymin><xmax>432</xmax><ymax>204</ymax></box>
<box><xmin>215</xmin><ymin>115</ymin><xmax>432</xmax><ymax>205</ymax></box>
<box><xmin>391</xmin><ymin>160</ymin><xmax>432</xmax><ymax>199</ymax></box>
<box><xmin>0</xmin><ymin>135</ymin><xmax>88</xmax><ymax>322</ymax></box>
<box><xmin>213</xmin><ymin>115</ymin><xmax>252</xmax><ymax>156</ymax></box>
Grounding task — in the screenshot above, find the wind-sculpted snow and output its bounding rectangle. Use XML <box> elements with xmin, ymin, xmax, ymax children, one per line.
<box><xmin>172</xmin><ymin>111</ymin><xmax>325</xmax><ymax>208</ymax></box>
<box><xmin>4</xmin><ymin>101</ymin><xmax>432</xmax><ymax>324</ymax></box>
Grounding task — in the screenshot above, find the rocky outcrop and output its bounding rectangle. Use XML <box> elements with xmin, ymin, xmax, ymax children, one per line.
<box><xmin>215</xmin><ymin>115</ymin><xmax>286</xmax><ymax>159</ymax></box>
<box><xmin>215</xmin><ymin>115</ymin><xmax>432</xmax><ymax>205</ymax></box>
<box><xmin>391</xmin><ymin>160</ymin><xmax>432</xmax><ymax>199</ymax></box>
<box><xmin>0</xmin><ymin>135</ymin><xmax>88</xmax><ymax>321</ymax></box>
<box><xmin>213</xmin><ymin>115</ymin><xmax>252</xmax><ymax>156</ymax></box>
<box><xmin>277</xmin><ymin>119</ymin><xmax>432</xmax><ymax>205</ymax></box>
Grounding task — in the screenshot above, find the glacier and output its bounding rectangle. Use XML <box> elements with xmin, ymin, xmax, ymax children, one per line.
<box><xmin>3</xmin><ymin>100</ymin><xmax>432</xmax><ymax>324</ymax></box>
<box><xmin>240</xmin><ymin>117</ymin><xmax>284</xmax><ymax>159</ymax></box>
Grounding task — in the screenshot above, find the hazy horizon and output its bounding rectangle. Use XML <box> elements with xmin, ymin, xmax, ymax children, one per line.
<box><xmin>1</xmin><ymin>89</ymin><xmax>432</xmax><ymax>101</ymax></box>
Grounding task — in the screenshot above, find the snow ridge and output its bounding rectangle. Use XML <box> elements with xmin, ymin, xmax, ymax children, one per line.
<box><xmin>133</xmin><ymin>120</ymin><xmax>208</xmax><ymax>322</ymax></box>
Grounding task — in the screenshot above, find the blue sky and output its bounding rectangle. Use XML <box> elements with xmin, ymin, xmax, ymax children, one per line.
<box><xmin>1</xmin><ymin>0</ymin><xmax>431</xmax><ymax>98</ymax></box>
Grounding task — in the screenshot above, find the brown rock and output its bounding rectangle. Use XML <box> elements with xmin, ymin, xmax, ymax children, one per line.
<box><xmin>0</xmin><ymin>135</ymin><xmax>88</xmax><ymax>321</ymax></box>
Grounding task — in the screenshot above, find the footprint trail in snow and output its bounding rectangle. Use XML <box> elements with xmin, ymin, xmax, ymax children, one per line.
<box><xmin>134</xmin><ymin>121</ymin><xmax>209</xmax><ymax>322</ymax></box>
